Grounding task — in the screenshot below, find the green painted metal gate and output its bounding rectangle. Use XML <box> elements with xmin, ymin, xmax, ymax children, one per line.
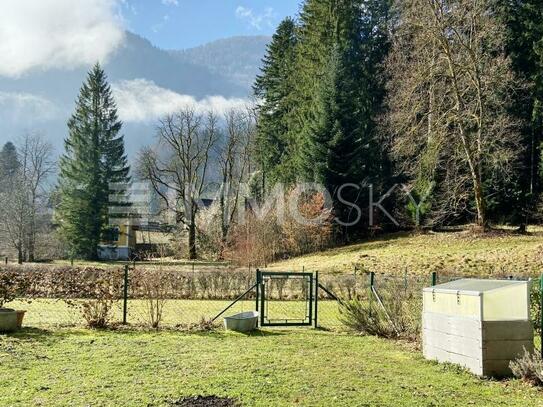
<box><xmin>256</xmin><ymin>270</ymin><xmax>318</xmax><ymax>327</ymax></box>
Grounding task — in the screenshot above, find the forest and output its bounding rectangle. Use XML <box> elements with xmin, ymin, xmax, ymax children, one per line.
<box><xmin>1</xmin><ymin>0</ymin><xmax>543</xmax><ymax>263</ymax></box>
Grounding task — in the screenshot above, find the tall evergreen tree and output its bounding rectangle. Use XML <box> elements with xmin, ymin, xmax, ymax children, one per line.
<box><xmin>496</xmin><ymin>0</ymin><xmax>543</xmax><ymax>230</ymax></box>
<box><xmin>57</xmin><ymin>63</ymin><xmax>130</xmax><ymax>259</ymax></box>
<box><xmin>253</xmin><ymin>17</ymin><xmax>298</xmax><ymax>185</ymax></box>
<box><xmin>289</xmin><ymin>0</ymin><xmax>391</xmax><ymax>230</ymax></box>
<box><xmin>0</xmin><ymin>142</ymin><xmax>20</xmax><ymax>182</ymax></box>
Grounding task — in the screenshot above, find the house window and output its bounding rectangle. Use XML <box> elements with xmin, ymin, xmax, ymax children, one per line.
<box><xmin>112</xmin><ymin>227</ymin><xmax>120</xmax><ymax>242</ymax></box>
<box><xmin>104</xmin><ymin>227</ymin><xmax>120</xmax><ymax>243</ymax></box>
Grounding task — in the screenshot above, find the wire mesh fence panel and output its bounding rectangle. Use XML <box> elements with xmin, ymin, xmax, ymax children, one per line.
<box><xmin>1</xmin><ymin>265</ymin><xmax>541</xmax><ymax>338</ymax></box>
<box><xmin>7</xmin><ymin>299</ymin><xmax>86</xmax><ymax>328</ymax></box>
<box><xmin>317</xmin><ymin>300</ymin><xmax>342</xmax><ymax>329</ymax></box>
<box><xmin>117</xmin><ymin>299</ymin><xmax>256</xmax><ymax>328</ymax></box>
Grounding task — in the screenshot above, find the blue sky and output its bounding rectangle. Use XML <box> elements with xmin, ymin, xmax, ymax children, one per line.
<box><xmin>120</xmin><ymin>0</ymin><xmax>300</xmax><ymax>49</ymax></box>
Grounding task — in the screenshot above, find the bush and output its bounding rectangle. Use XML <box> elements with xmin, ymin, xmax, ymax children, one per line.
<box><xmin>282</xmin><ymin>190</ymin><xmax>333</xmax><ymax>256</ymax></box>
<box><xmin>132</xmin><ymin>268</ymin><xmax>172</xmax><ymax>329</ymax></box>
<box><xmin>340</xmin><ymin>298</ymin><xmax>398</xmax><ymax>338</ymax></box>
<box><xmin>530</xmin><ymin>281</ymin><xmax>541</xmax><ymax>335</ymax></box>
<box><xmin>56</xmin><ymin>268</ymin><xmax>124</xmax><ymax>329</ymax></box>
<box><xmin>226</xmin><ymin>210</ymin><xmax>282</xmax><ymax>267</ymax></box>
<box><xmin>510</xmin><ymin>348</ymin><xmax>543</xmax><ymax>386</ymax></box>
<box><xmin>339</xmin><ymin>289</ymin><xmax>421</xmax><ymax>340</ymax></box>
<box><xmin>0</xmin><ymin>269</ymin><xmax>31</xmax><ymax>308</ymax></box>
<box><xmin>225</xmin><ymin>189</ymin><xmax>333</xmax><ymax>267</ymax></box>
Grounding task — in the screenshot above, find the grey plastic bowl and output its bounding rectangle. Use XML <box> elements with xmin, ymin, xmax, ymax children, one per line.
<box><xmin>0</xmin><ymin>309</ymin><xmax>18</xmax><ymax>333</ymax></box>
<box><xmin>224</xmin><ymin>311</ymin><xmax>259</xmax><ymax>333</ymax></box>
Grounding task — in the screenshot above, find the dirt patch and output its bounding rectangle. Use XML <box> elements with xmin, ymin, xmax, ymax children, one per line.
<box><xmin>169</xmin><ymin>395</ymin><xmax>240</xmax><ymax>407</ymax></box>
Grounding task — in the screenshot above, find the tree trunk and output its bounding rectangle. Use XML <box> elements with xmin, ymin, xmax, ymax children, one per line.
<box><xmin>28</xmin><ymin>202</ymin><xmax>36</xmax><ymax>262</ymax></box>
<box><xmin>188</xmin><ymin>221</ymin><xmax>197</xmax><ymax>260</ymax></box>
<box><xmin>472</xmin><ymin>173</ymin><xmax>487</xmax><ymax>230</ymax></box>
<box><xmin>28</xmin><ymin>227</ymin><xmax>35</xmax><ymax>262</ymax></box>
<box><xmin>17</xmin><ymin>246</ymin><xmax>23</xmax><ymax>265</ymax></box>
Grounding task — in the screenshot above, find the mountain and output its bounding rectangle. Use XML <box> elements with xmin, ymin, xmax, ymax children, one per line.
<box><xmin>170</xmin><ymin>36</ymin><xmax>270</xmax><ymax>90</ymax></box>
<box><xmin>0</xmin><ymin>32</ymin><xmax>270</xmax><ymax>156</ymax></box>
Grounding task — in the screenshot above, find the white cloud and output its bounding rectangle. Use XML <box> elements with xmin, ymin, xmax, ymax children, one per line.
<box><xmin>112</xmin><ymin>79</ymin><xmax>250</xmax><ymax>123</ymax></box>
<box><xmin>162</xmin><ymin>0</ymin><xmax>179</xmax><ymax>6</ymax></box>
<box><xmin>0</xmin><ymin>92</ymin><xmax>60</xmax><ymax>121</ymax></box>
<box><xmin>235</xmin><ymin>6</ymin><xmax>276</xmax><ymax>30</ymax></box>
<box><xmin>0</xmin><ymin>0</ymin><xmax>125</xmax><ymax>78</ymax></box>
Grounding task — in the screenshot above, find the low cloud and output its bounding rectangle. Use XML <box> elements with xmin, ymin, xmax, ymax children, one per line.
<box><xmin>0</xmin><ymin>92</ymin><xmax>60</xmax><ymax>122</ymax></box>
<box><xmin>235</xmin><ymin>6</ymin><xmax>276</xmax><ymax>30</ymax></box>
<box><xmin>162</xmin><ymin>0</ymin><xmax>179</xmax><ymax>5</ymax></box>
<box><xmin>112</xmin><ymin>79</ymin><xmax>250</xmax><ymax>123</ymax></box>
<box><xmin>0</xmin><ymin>0</ymin><xmax>125</xmax><ymax>78</ymax></box>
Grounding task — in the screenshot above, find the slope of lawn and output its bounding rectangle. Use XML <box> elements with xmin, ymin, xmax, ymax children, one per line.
<box><xmin>0</xmin><ymin>328</ymin><xmax>541</xmax><ymax>407</ymax></box>
<box><xmin>268</xmin><ymin>228</ymin><xmax>543</xmax><ymax>276</ymax></box>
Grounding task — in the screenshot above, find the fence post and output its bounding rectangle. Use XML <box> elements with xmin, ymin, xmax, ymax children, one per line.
<box><xmin>122</xmin><ymin>264</ymin><xmax>129</xmax><ymax>325</ymax></box>
<box><xmin>314</xmin><ymin>271</ymin><xmax>319</xmax><ymax>329</ymax></box>
<box><xmin>431</xmin><ymin>272</ymin><xmax>437</xmax><ymax>287</ymax></box>
<box><xmin>369</xmin><ymin>272</ymin><xmax>375</xmax><ymax>315</ymax></box>
<box><xmin>4</xmin><ymin>256</ymin><xmax>7</xmax><ymax>265</ymax></box>
<box><xmin>255</xmin><ymin>269</ymin><xmax>260</xmax><ymax>314</ymax></box>
<box><xmin>540</xmin><ymin>274</ymin><xmax>543</xmax><ymax>359</ymax></box>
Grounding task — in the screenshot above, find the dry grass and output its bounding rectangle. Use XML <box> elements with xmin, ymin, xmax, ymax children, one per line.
<box><xmin>268</xmin><ymin>227</ymin><xmax>543</xmax><ymax>276</ymax></box>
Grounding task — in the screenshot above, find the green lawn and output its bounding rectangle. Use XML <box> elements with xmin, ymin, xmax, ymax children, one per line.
<box><xmin>6</xmin><ymin>299</ymin><xmax>343</xmax><ymax>329</ymax></box>
<box><xmin>0</xmin><ymin>328</ymin><xmax>541</xmax><ymax>406</ymax></box>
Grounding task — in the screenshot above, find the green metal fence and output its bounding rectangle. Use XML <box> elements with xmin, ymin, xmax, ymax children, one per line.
<box><xmin>2</xmin><ymin>265</ymin><xmax>541</xmax><ymax>340</ymax></box>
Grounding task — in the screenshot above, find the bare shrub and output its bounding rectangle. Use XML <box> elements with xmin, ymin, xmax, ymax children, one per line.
<box><xmin>339</xmin><ymin>291</ymin><xmax>421</xmax><ymax>340</ymax></box>
<box><xmin>283</xmin><ymin>190</ymin><xmax>333</xmax><ymax>256</ymax></box>
<box><xmin>132</xmin><ymin>268</ymin><xmax>172</xmax><ymax>329</ymax></box>
<box><xmin>196</xmin><ymin>203</ymin><xmax>223</xmax><ymax>259</ymax></box>
<box><xmin>340</xmin><ymin>298</ymin><xmax>398</xmax><ymax>338</ymax></box>
<box><xmin>55</xmin><ymin>268</ymin><xmax>124</xmax><ymax>329</ymax></box>
<box><xmin>226</xmin><ymin>189</ymin><xmax>333</xmax><ymax>267</ymax></box>
<box><xmin>510</xmin><ymin>348</ymin><xmax>543</xmax><ymax>386</ymax></box>
<box><xmin>0</xmin><ymin>269</ymin><xmax>31</xmax><ymax>307</ymax></box>
<box><xmin>226</xmin><ymin>210</ymin><xmax>282</xmax><ymax>267</ymax></box>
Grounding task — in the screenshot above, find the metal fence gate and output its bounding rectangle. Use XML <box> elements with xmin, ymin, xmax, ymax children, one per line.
<box><xmin>256</xmin><ymin>270</ymin><xmax>317</xmax><ymax>327</ymax></box>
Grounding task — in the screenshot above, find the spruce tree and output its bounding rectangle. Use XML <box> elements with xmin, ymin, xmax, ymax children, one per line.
<box><xmin>253</xmin><ymin>17</ymin><xmax>298</xmax><ymax>185</ymax></box>
<box><xmin>0</xmin><ymin>142</ymin><xmax>20</xmax><ymax>182</ymax></box>
<box><xmin>289</xmin><ymin>0</ymin><xmax>390</xmax><ymax>230</ymax></box>
<box><xmin>496</xmin><ymin>0</ymin><xmax>543</xmax><ymax>230</ymax></box>
<box><xmin>57</xmin><ymin>63</ymin><xmax>130</xmax><ymax>259</ymax></box>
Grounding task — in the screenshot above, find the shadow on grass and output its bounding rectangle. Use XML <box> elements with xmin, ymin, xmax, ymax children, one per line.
<box><xmin>4</xmin><ymin>326</ymin><xmax>134</xmax><ymax>343</ymax></box>
<box><xmin>244</xmin><ymin>329</ymin><xmax>287</xmax><ymax>337</ymax></box>
<box><xmin>4</xmin><ymin>327</ymin><xmax>67</xmax><ymax>343</ymax></box>
<box><xmin>2</xmin><ymin>326</ymin><xmax>294</xmax><ymax>345</ymax></box>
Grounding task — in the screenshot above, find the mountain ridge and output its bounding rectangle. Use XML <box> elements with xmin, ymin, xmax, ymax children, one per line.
<box><xmin>0</xmin><ymin>32</ymin><xmax>270</xmax><ymax>154</ymax></box>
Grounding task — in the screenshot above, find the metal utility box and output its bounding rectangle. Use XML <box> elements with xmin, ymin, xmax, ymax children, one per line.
<box><xmin>422</xmin><ymin>279</ymin><xmax>533</xmax><ymax>377</ymax></box>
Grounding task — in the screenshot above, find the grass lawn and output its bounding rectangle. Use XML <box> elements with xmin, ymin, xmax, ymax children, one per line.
<box><xmin>0</xmin><ymin>328</ymin><xmax>541</xmax><ymax>406</ymax></box>
<box><xmin>268</xmin><ymin>228</ymin><xmax>543</xmax><ymax>276</ymax></box>
<box><xmin>6</xmin><ymin>299</ymin><xmax>343</xmax><ymax>329</ymax></box>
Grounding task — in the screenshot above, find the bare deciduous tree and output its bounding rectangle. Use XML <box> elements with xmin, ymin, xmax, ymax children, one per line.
<box><xmin>0</xmin><ymin>133</ymin><xmax>54</xmax><ymax>263</ymax></box>
<box><xmin>215</xmin><ymin>108</ymin><xmax>254</xmax><ymax>254</ymax></box>
<box><xmin>138</xmin><ymin>109</ymin><xmax>218</xmax><ymax>259</ymax></box>
<box><xmin>386</xmin><ymin>0</ymin><xmax>522</xmax><ymax>228</ymax></box>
